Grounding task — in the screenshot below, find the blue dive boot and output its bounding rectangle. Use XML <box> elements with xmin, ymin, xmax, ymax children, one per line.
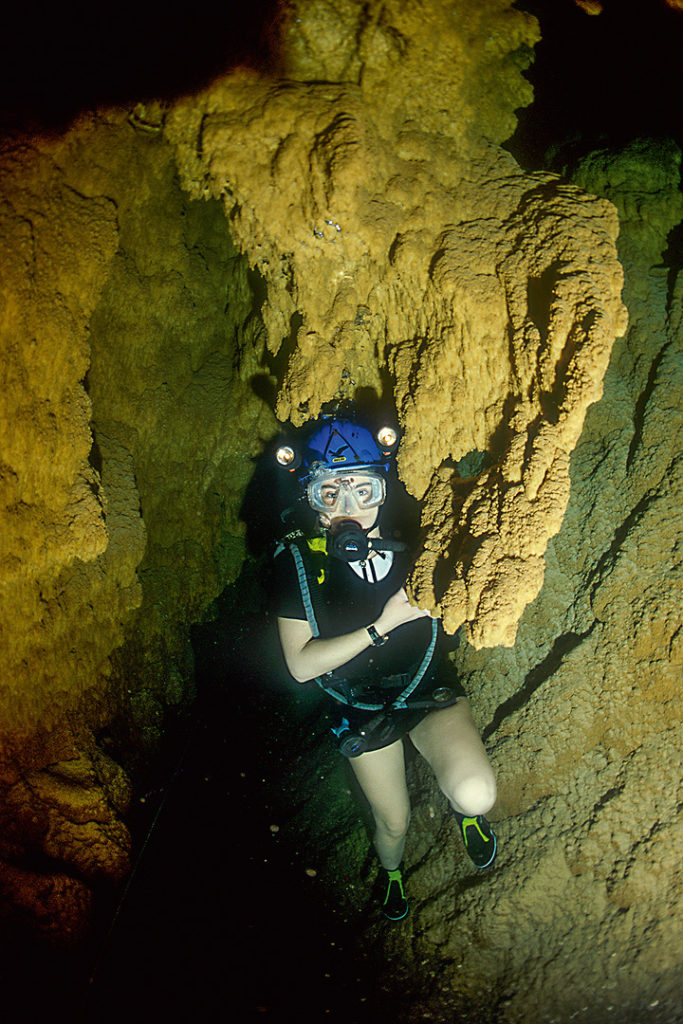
<box><xmin>453</xmin><ymin>812</ymin><xmax>497</xmax><ymax>869</ymax></box>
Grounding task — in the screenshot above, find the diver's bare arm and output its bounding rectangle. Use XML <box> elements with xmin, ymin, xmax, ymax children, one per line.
<box><xmin>277</xmin><ymin>589</ymin><xmax>431</xmax><ymax>683</ymax></box>
<box><xmin>277</xmin><ymin>617</ymin><xmax>375</xmax><ymax>682</ymax></box>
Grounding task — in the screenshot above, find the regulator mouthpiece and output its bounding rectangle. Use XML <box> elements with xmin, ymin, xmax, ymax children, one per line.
<box><xmin>327</xmin><ymin>520</ymin><xmax>408</xmax><ymax>561</ymax></box>
<box><xmin>328</xmin><ymin>519</ymin><xmax>370</xmax><ymax>562</ymax></box>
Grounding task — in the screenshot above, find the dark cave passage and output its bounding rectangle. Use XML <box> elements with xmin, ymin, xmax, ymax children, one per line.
<box><xmin>4</xmin><ymin>595</ymin><xmax>401</xmax><ymax>1023</ymax></box>
<box><xmin>507</xmin><ymin>0</ymin><xmax>683</xmax><ymax>168</ymax></box>
<box><xmin>0</xmin><ymin>0</ymin><xmax>282</xmax><ymax>134</ymax></box>
<box><xmin>81</xmin><ymin>687</ymin><xmax>383</xmax><ymax>1023</ymax></box>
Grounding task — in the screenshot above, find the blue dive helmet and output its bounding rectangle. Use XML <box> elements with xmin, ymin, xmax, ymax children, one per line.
<box><xmin>298</xmin><ymin>418</ymin><xmax>398</xmax><ymax>483</ymax></box>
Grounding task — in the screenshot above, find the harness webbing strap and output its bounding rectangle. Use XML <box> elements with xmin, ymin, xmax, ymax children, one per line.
<box><xmin>289</xmin><ymin>543</ymin><xmax>320</xmax><ymax>638</ymax></box>
<box><xmin>392</xmin><ymin>617</ymin><xmax>438</xmax><ymax>708</ymax></box>
<box><xmin>317</xmin><ymin>615</ymin><xmax>438</xmax><ymax>711</ymax></box>
<box><xmin>316</xmin><ymin>677</ymin><xmax>386</xmax><ymax>711</ymax></box>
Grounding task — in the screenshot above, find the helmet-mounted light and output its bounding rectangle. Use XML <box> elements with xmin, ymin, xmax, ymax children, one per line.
<box><xmin>275</xmin><ymin>444</ymin><xmax>300</xmax><ymax>470</ymax></box>
<box><xmin>376</xmin><ymin>425</ymin><xmax>399</xmax><ymax>453</ymax></box>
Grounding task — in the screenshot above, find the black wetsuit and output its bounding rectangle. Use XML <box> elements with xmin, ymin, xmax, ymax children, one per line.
<box><xmin>273</xmin><ymin>532</ymin><xmax>466</xmax><ymax>752</ymax></box>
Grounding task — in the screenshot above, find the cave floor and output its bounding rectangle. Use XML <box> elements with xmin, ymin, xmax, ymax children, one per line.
<box><xmin>81</xmin><ymin>685</ymin><xmax>385</xmax><ymax>1023</ymax></box>
<box><xmin>5</xmin><ymin>609</ymin><xmax>405</xmax><ymax>1024</ymax></box>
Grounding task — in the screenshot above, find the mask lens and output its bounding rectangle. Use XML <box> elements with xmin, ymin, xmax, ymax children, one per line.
<box><xmin>353</xmin><ymin>480</ymin><xmax>379</xmax><ymax>507</ymax></box>
<box><xmin>308</xmin><ymin>470</ymin><xmax>385</xmax><ymax>514</ymax></box>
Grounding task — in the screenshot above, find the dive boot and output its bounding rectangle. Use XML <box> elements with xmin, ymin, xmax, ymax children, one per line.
<box><xmin>379</xmin><ymin>865</ymin><xmax>409</xmax><ymax>921</ymax></box>
<box><xmin>454</xmin><ymin>812</ymin><xmax>497</xmax><ymax>869</ymax></box>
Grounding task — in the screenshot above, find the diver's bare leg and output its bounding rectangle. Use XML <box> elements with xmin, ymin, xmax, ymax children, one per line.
<box><xmin>349</xmin><ymin>740</ymin><xmax>411</xmax><ymax>870</ymax></box>
<box><xmin>409</xmin><ymin>699</ymin><xmax>496</xmax><ymax>817</ymax></box>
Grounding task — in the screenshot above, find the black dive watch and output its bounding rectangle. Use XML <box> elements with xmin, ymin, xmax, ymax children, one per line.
<box><xmin>367</xmin><ymin>625</ymin><xmax>389</xmax><ymax>647</ymax></box>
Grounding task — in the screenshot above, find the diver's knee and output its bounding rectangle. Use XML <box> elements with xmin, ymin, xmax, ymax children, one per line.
<box><xmin>375</xmin><ymin>807</ymin><xmax>411</xmax><ymax>840</ymax></box>
<box><xmin>451</xmin><ymin>773</ymin><xmax>497</xmax><ymax>817</ymax></box>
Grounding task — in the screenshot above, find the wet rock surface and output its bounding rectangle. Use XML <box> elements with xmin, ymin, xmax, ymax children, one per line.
<box><xmin>166</xmin><ymin>0</ymin><xmax>627</xmax><ymax>648</ymax></box>
<box><xmin>0</xmin><ymin>3</ymin><xmax>681</xmax><ymax>1022</ymax></box>
<box><xmin>0</xmin><ymin>113</ymin><xmax>275</xmax><ymax>936</ymax></box>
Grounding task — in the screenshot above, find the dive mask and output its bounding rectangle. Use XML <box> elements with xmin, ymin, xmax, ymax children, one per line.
<box><xmin>306</xmin><ymin>465</ymin><xmax>386</xmax><ymax>517</ymax></box>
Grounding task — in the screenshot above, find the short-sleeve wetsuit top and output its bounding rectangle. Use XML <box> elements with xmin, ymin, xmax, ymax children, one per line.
<box><xmin>273</xmin><ymin>531</ymin><xmax>466</xmax><ymax>750</ymax></box>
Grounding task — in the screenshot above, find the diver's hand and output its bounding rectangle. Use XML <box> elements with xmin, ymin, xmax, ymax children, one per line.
<box><xmin>375</xmin><ymin>588</ymin><xmax>433</xmax><ymax>634</ymax></box>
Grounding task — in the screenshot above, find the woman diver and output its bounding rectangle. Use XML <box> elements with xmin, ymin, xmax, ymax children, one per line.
<box><xmin>273</xmin><ymin>411</ymin><xmax>497</xmax><ymax>921</ymax></box>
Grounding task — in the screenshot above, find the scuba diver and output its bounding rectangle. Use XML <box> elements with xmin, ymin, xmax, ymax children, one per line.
<box><xmin>272</xmin><ymin>409</ymin><xmax>497</xmax><ymax>921</ymax></box>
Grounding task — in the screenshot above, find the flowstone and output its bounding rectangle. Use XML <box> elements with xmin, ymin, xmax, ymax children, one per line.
<box><xmin>166</xmin><ymin>0</ymin><xmax>626</xmax><ymax>647</ymax></box>
<box><xmin>0</xmin><ymin>112</ymin><xmax>275</xmax><ymax>941</ymax></box>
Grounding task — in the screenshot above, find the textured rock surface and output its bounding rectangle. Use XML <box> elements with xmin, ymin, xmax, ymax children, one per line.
<box><xmin>432</xmin><ymin>138</ymin><xmax>683</xmax><ymax>1024</ymax></box>
<box><xmin>166</xmin><ymin>0</ymin><xmax>626</xmax><ymax>648</ymax></box>
<box><xmin>272</xmin><ymin>137</ymin><xmax>682</xmax><ymax>1024</ymax></box>
<box><xmin>0</xmin><ymin>112</ymin><xmax>274</xmax><ymax>939</ymax></box>
<box><xmin>1</xmin><ymin>6</ymin><xmax>681</xmax><ymax>1024</ymax></box>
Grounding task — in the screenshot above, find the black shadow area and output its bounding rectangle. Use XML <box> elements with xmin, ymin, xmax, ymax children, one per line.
<box><xmin>74</xmin><ymin>581</ymin><xmax>393</xmax><ymax>1023</ymax></box>
<box><xmin>507</xmin><ymin>0</ymin><xmax>683</xmax><ymax>170</ymax></box>
<box><xmin>1</xmin><ymin>0</ymin><xmax>281</xmax><ymax>135</ymax></box>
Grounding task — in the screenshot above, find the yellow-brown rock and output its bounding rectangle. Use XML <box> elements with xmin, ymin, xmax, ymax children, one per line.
<box><xmin>1</xmin><ymin>11</ymin><xmax>679</xmax><ymax>1024</ymax></box>
<box><xmin>573</xmin><ymin>0</ymin><xmax>603</xmax><ymax>14</ymax></box>
<box><xmin>408</xmin><ymin>138</ymin><xmax>683</xmax><ymax>1024</ymax></box>
<box><xmin>274</xmin><ymin>132</ymin><xmax>683</xmax><ymax>1017</ymax></box>
<box><xmin>0</xmin><ymin>111</ymin><xmax>275</xmax><ymax>939</ymax></box>
<box><xmin>0</xmin><ymin>140</ymin><xmax>120</xmax><ymax>738</ymax></box>
<box><xmin>166</xmin><ymin>0</ymin><xmax>626</xmax><ymax>648</ymax></box>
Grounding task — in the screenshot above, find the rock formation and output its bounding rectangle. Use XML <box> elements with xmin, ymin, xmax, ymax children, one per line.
<box><xmin>399</xmin><ymin>136</ymin><xmax>683</xmax><ymax>1024</ymax></box>
<box><xmin>0</xmin><ymin>2</ymin><xmax>681</xmax><ymax>1022</ymax></box>
<box><xmin>166</xmin><ymin>0</ymin><xmax>627</xmax><ymax>648</ymax></box>
<box><xmin>219</xmin><ymin>133</ymin><xmax>682</xmax><ymax>1024</ymax></box>
<box><xmin>0</xmin><ymin>112</ymin><xmax>275</xmax><ymax>941</ymax></box>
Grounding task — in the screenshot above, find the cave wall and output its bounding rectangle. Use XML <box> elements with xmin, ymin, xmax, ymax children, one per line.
<box><xmin>165</xmin><ymin>0</ymin><xmax>627</xmax><ymax>649</ymax></box>
<box><xmin>0</xmin><ymin>133</ymin><xmax>130</xmax><ymax>940</ymax></box>
<box><xmin>0</xmin><ymin>4</ymin><xmax>680</xmax><ymax>1020</ymax></box>
<box><xmin>0</xmin><ymin>111</ymin><xmax>275</xmax><ymax>941</ymax></box>
<box><xmin>268</xmin><ymin>141</ymin><xmax>682</xmax><ymax>1024</ymax></box>
<box><xmin>403</xmin><ymin>138</ymin><xmax>682</xmax><ymax>1024</ymax></box>
<box><xmin>81</xmin><ymin>112</ymin><xmax>275</xmax><ymax>757</ymax></box>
